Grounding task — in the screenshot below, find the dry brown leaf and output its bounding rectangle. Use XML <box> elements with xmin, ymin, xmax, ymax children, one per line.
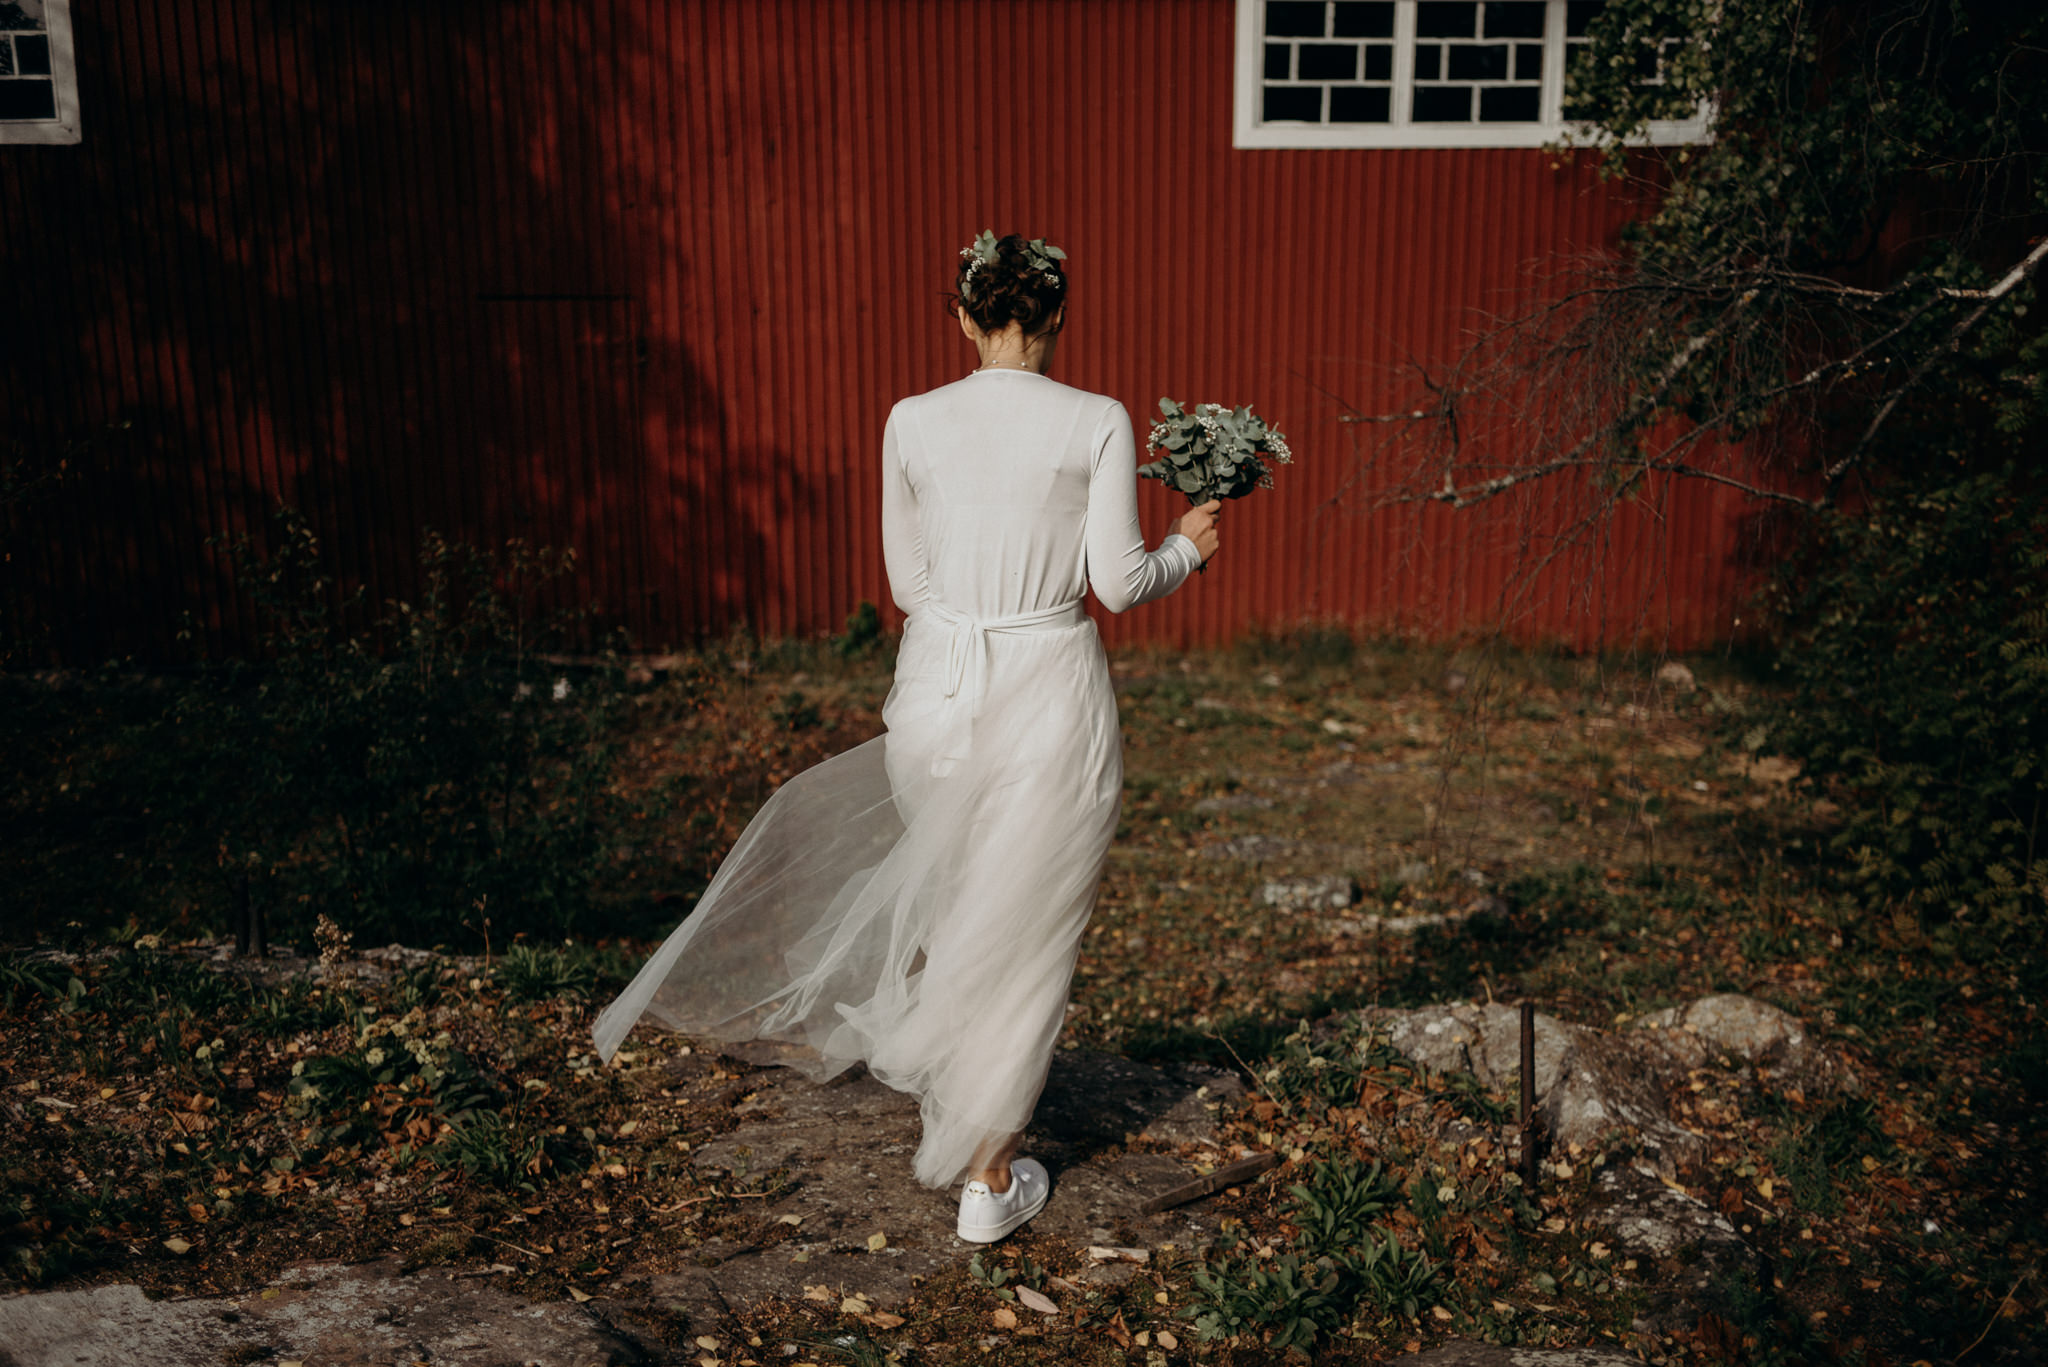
<box><xmin>1015</xmin><ymin>1286</ymin><xmax>1058</xmax><ymax>1316</ymax></box>
<box><xmin>1156</xmin><ymin>1330</ymin><xmax>1180</xmax><ymax>1349</ymax></box>
<box><xmin>990</xmin><ymin>1307</ymin><xmax>1018</xmax><ymax>1330</ymax></box>
<box><xmin>840</xmin><ymin>1296</ymin><xmax>870</xmax><ymax>1315</ymax></box>
<box><xmin>802</xmin><ymin>1285</ymin><xmax>834</xmax><ymax>1303</ymax></box>
<box><xmin>568</xmin><ymin>1288</ymin><xmax>592</xmax><ymax>1303</ymax></box>
<box><xmin>862</xmin><ymin>1312</ymin><xmax>905</xmax><ymax>1329</ymax></box>
<box><xmin>162</xmin><ymin>1237</ymin><xmax>191</xmax><ymax>1254</ymax></box>
<box><xmin>1105</xmin><ymin>1311</ymin><xmax>1132</xmax><ymax>1349</ymax></box>
<box><xmin>866</xmin><ymin>1231</ymin><xmax>887</xmax><ymax>1251</ymax></box>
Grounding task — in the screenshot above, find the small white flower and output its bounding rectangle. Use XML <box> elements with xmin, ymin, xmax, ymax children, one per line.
<box><xmin>365</xmin><ymin>1047</ymin><xmax>387</xmax><ymax>1067</ymax></box>
<box><xmin>1437</xmin><ymin>1183</ymin><xmax>1457</xmax><ymax>1203</ymax></box>
<box><xmin>291</xmin><ymin>1060</ymin><xmax>305</xmax><ymax>1076</ymax></box>
<box><xmin>552</xmin><ymin>677</ymin><xmax>571</xmax><ymax>701</ymax></box>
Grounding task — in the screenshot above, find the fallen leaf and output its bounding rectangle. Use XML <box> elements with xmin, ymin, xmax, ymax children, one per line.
<box><xmin>1106</xmin><ymin>1311</ymin><xmax>1133</xmax><ymax>1349</ymax></box>
<box><xmin>803</xmin><ymin>1285</ymin><xmax>833</xmax><ymax>1303</ymax></box>
<box><xmin>776</xmin><ymin>1214</ymin><xmax>803</xmax><ymax>1226</ymax></box>
<box><xmin>1086</xmin><ymin>1245</ymin><xmax>1150</xmax><ymax>1263</ymax></box>
<box><xmin>1758</xmin><ymin>1177</ymin><xmax>1775</xmax><ymax>1199</ymax></box>
<box><xmin>866</xmin><ymin>1231</ymin><xmax>887</xmax><ymax>1251</ymax></box>
<box><xmin>991</xmin><ymin>1307</ymin><xmax>1018</xmax><ymax>1330</ymax></box>
<box><xmin>1431</xmin><ymin>1305</ymin><xmax>1452</xmax><ymax>1321</ymax></box>
<box><xmin>1156</xmin><ymin>1330</ymin><xmax>1180</xmax><ymax>1350</ymax></box>
<box><xmin>840</xmin><ymin>1296</ymin><xmax>870</xmax><ymax>1315</ymax></box>
<box><xmin>618</xmin><ymin>1120</ymin><xmax>639</xmax><ymax>1136</ymax></box>
<box><xmin>568</xmin><ymin>1288</ymin><xmax>592</xmax><ymax>1303</ymax></box>
<box><xmin>1015</xmin><ymin>1286</ymin><xmax>1058</xmax><ymax>1316</ymax></box>
<box><xmin>863</xmin><ymin>1312</ymin><xmax>905</xmax><ymax>1329</ymax></box>
<box><xmin>697</xmin><ymin>1336</ymin><xmax>721</xmax><ymax>1350</ymax></box>
<box><xmin>1589</xmin><ymin>1241</ymin><xmax>1611</xmax><ymax>1259</ymax></box>
<box><xmin>1134</xmin><ymin>1331</ymin><xmax>1151</xmax><ymax>1347</ymax></box>
<box><xmin>162</xmin><ymin>1237</ymin><xmax>192</xmax><ymax>1254</ymax></box>
<box><xmin>186</xmin><ymin>1202</ymin><xmax>209</xmax><ymax>1223</ymax></box>
<box><xmin>398</xmin><ymin>1213</ymin><xmax>416</xmax><ymax>1226</ymax></box>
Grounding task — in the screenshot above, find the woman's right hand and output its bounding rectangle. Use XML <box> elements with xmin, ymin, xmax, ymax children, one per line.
<box><xmin>1169</xmin><ymin>499</ymin><xmax>1222</xmax><ymax>565</ymax></box>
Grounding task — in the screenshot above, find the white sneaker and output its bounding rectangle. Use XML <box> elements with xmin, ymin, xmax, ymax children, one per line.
<box><xmin>956</xmin><ymin>1157</ymin><xmax>1050</xmax><ymax>1243</ymax></box>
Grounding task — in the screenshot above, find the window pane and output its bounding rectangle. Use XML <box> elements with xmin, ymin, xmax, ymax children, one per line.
<box><xmin>1264</xmin><ymin>42</ymin><xmax>1292</xmax><ymax>79</ymax></box>
<box><xmin>1363</xmin><ymin>43</ymin><xmax>1393</xmax><ymax>80</ymax></box>
<box><xmin>13</xmin><ymin>31</ymin><xmax>49</xmax><ymax>76</ymax></box>
<box><xmin>1446</xmin><ymin>43</ymin><xmax>1508</xmax><ymax>80</ymax></box>
<box><xmin>1329</xmin><ymin>85</ymin><xmax>1391</xmax><ymax>122</ymax></box>
<box><xmin>1265</xmin><ymin>1</ymin><xmax>1328</xmax><ymax>38</ymax></box>
<box><xmin>1483</xmin><ymin>2</ymin><xmax>1547</xmax><ymax>39</ymax></box>
<box><xmin>0</xmin><ymin>78</ymin><xmax>55</xmax><ymax>120</ymax></box>
<box><xmin>1331</xmin><ymin>1</ymin><xmax>1395</xmax><ymax>38</ymax></box>
<box><xmin>1514</xmin><ymin>42</ymin><xmax>1543</xmax><ymax>79</ymax></box>
<box><xmin>1416</xmin><ymin>3</ymin><xmax>1478</xmax><ymax>39</ymax></box>
<box><xmin>1297</xmin><ymin>43</ymin><xmax>1358</xmax><ymax>80</ymax></box>
<box><xmin>0</xmin><ymin>37</ymin><xmax>13</xmax><ymax>77</ymax></box>
<box><xmin>1478</xmin><ymin>85</ymin><xmax>1541</xmax><ymax>121</ymax></box>
<box><xmin>1414</xmin><ymin>44</ymin><xmax>1441</xmax><ymax>79</ymax></box>
<box><xmin>1566</xmin><ymin>0</ymin><xmax>1605</xmax><ymax>38</ymax></box>
<box><xmin>1263</xmin><ymin>84</ymin><xmax>1324</xmax><ymax>122</ymax></box>
<box><xmin>1413</xmin><ymin>85</ymin><xmax>1472</xmax><ymax>120</ymax></box>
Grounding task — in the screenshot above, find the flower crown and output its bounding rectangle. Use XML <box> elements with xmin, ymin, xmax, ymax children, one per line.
<box><xmin>958</xmin><ymin>229</ymin><xmax>1067</xmax><ymax>297</ymax></box>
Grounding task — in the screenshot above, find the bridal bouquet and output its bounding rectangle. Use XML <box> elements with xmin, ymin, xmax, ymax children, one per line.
<box><xmin>1138</xmin><ymin>398</ymin><xmax>1292</xmax><ymax>503</ymax></box>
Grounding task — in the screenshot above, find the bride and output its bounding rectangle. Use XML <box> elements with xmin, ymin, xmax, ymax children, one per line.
<box><xmin>593</xmin><ymin>230</ymin><xmax>1220</xmax><ymax>1243</ymax></box>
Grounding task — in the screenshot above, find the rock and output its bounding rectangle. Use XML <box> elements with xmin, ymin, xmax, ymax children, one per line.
<box><xmin>1261</xmin><ymin>875</ymin><xmax>1358</xmax><ymax>911</ymax></box>
<box><xmin>1390</xmin><ymin>1345</ymin><xmax>1645</xmax><ymax>1367</ymax></box>
<box><xmin>1394</xmin><ymin>860</ymin><xmax>1433</xmax><ymax>885</ymax></box>
<box><xmin>0</xmin><ymin>1262</ymin><xmax>638</xmax><ymax>1367</ymax></box>
<box><xmin>1352</xmin><ymin>1003</ymin><xmax>1677</xmax><ymax>1167</ymax></box>
<box><xmin>1197</xmin><ymin>834</ymin><xmax>1304</xmax><ymax>861</ymax></box>
<box><xmin>1655</xmin><ymin>661</ymin><xmax>1697</xmax><ymax>693</ymax></box>
<box><xmin>1351</xmin><ymin>993</ymin><xmax>1847</xmax><ymax>1173</ymax></box>
<box><xmin>1584</xmin><ymin>1162</ymin><xmax>1751</xmax><ymax>1332</ymax></box>
<box><xmin>1633</xmin><ymin>993</ymin><xmax>1856</xmax><ymax>1094</ymax></box>
<box><xmin>1192</xmin><ymin>792</ymin><xmax>1275</xmax><ymax>814</ymax></box>
<box><xmin>677</xmin><ymin>1048</ymin><xmax>1241</xmax><ymax>1309</ymax></box>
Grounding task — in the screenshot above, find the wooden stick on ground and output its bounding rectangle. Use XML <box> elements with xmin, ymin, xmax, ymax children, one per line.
<box><xmin>1137</xmin><ymin>1152</ymin><xmax>1282</xmax><ymax>1216</ymax></box>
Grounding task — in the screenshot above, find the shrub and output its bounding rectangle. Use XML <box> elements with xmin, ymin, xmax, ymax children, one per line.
<box><xmin>1753</xmin><ymin>469</ymin><xmax>2048</xmax><ymax>932</ymax></box>
<box><xmin>117</xmin><ymin>509</ymin><xmax>669</xmax><ymax>947</ymax></box>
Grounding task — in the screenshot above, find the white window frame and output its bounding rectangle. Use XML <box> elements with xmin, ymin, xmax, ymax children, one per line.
<box><xmin>1234</xmin><ymin>0</ymin><xmax>1709</xmax><ymax>150</ymax></box>
<box><xmin>0</xmin><ymin>0</ymin><xmax>82</xmax><ymax>145</ymax></box>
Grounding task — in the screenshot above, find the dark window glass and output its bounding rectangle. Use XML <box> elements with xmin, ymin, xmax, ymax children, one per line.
<box><xmin>1484</xmin><ymin>2</ymin><xmax>1547</xmax><ymax>38</ymax></box>
<box><xmin>1330</xmin><ymin>85</ymin><xmax>1392</xmax><ymax>122</ymax></box>
<box><xmin>1446</xmin><ymin>44</ymin><xmax>1509</xmax><ymax>80</ymax></box>
<box><xmin>1331</xmin><ymin>1</ymin><xmax>1395</xmax><ymax>38</ymax></box>
<box><xmin>13</xmin><ymin>31</ymin><xmax>48</xmax><ymax>76</ymax></box>
<box><xmin>1264</xmin><ymin>42</ymin><xmax>1292</xmax><ymax>79</ymax></box>
<box><xmin>1413</xmin><ymin>85</ymin><xmax>1472</xmax><ymax>120</ymax></box>
<box><xmin>0</xmin><ymin>38</ymin><xmax>14</xmax><ymax>77</ymax></box>
<box><xmin>1515</xmin><ymin>43</ymin><xmax>1543</xmax><ymax>80</ymax></box>
<box><xmin>1478</xmin><ymin>85</ymin><xmax>1541</xmax><ymax>121</ymax></box>
<box><xmin>0</xmin><ymin>77</ymin><xmax>55</xmax><ymax>120</ymax></box>
<box><xmin>1632</xmin><ymin>41</ymin><xmax>1662</xmax><ymax>79</ymax></box>
<box><xmin>1413</xmin><ymin>44</ymin><xmax>1441</xmax><ymax>79</ymax></box>
<box><xmin>1297</xmin><ymin>43</ymin><xmax>1358</xmax><ymax>80</ymax></box>
<box><xmin>1363</xmin><ymin>43</ymin><xmax>1393</xmax><ymax>80</ymax></box>
<box><xmin>1416</xmin><ymin>3</ymin><xmax>1477</xmax><ymax>39</ymax></box>
<box><xmin>1263</xmin><ymin>84</ymin><xmax>1324</xmax><ymax>122</ymax></box>
<box><xmin>1265</xmin><ymin>1</ymin><xmax>1328</xmax><ymax>38</ymax></box>
<box><xmin>1566</xmin><ymin>1</ymin><xmax>1604</xmax><ymax>38</ymax></box>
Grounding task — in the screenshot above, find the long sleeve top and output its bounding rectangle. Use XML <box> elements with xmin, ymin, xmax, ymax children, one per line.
<box><xmin>880</xmin><ymin>369</ymin><xmax>1200</xmax><ymax>621</ymax></box>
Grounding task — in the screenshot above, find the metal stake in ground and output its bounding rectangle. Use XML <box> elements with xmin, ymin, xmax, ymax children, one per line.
<box><xmin>1519</xmin><ymin>1001</ymin><xmax>1540</xmax><ymax>1189</ymax></box>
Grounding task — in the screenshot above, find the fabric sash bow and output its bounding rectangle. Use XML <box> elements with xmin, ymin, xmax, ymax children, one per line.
<box><xmin>920</xmin><ymin>599</ymin><xmax>1085</xmax><ymax>775</ymax></box>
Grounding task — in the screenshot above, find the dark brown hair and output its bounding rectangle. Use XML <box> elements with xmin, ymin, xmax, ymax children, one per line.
<box><xmin>944</xmin><ymin>233</ymin><xmax>1068</xmax><ymax>336</ymax></box>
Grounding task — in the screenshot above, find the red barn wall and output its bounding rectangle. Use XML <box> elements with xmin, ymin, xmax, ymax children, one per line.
<box><xmin>1</xmin><ymin>1</ymin><xmax>1759</xmax><ymax>662</ymax></box>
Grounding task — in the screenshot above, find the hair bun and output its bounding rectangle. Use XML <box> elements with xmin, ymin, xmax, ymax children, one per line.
<box><xmin>948</xmin><ymin>231</ymin><xmax>1068</xmax><ymax>337</ymax></box>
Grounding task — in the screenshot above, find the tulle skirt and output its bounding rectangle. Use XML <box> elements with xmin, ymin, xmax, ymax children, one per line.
<box><xmin>593</xmin><ymin>605</ymin><xmax>1122</xmax><ymax>1188</ymax></box>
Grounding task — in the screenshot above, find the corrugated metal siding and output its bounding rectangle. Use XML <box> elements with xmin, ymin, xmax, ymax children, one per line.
<box><xmin>1</xmin><ymin>0</ymin><xmax>1759</xmax><ymax>663</ymax></box>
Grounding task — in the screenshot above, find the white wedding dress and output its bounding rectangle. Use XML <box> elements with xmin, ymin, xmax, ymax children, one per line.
<box><xmin>592</xmin><ymin>369</ymin><xmax>1201</xmax><ymax>1188</ymax></box>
